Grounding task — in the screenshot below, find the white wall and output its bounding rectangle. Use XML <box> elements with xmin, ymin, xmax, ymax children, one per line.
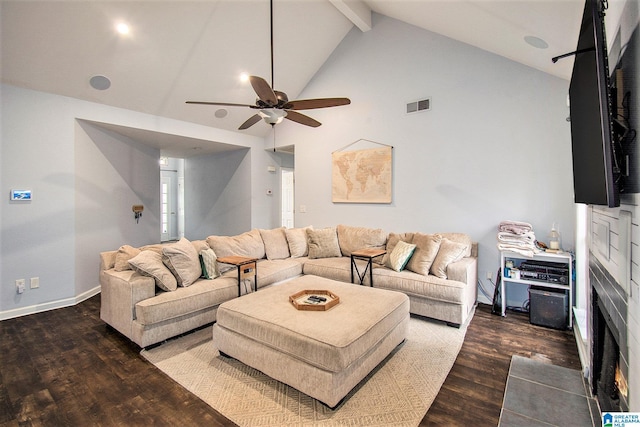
<box><xmin>272</xmin><ymin>13</ymin><xmax>576</xmax><ymax>305</ymax></box>
<box><xmin>1</xmin><ymin>84</ymin><xmax>272</xmax><ymax>319</ymax></box>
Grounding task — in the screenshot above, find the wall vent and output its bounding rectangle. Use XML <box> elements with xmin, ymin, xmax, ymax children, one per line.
<box><xmin>406</xmin><ymin>98</ymin><xmax>431</xmax><ymax>114</ymax></box>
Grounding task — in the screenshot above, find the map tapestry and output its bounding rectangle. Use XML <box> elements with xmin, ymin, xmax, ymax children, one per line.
<box><xmin>332</xmin><ymin>146</ymin><xmax>392</xmax><ymax>203</ymax></box>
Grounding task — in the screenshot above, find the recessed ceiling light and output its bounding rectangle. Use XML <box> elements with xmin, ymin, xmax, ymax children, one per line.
<box><xmin>239</xmin><ymin>72</ymin><xmax>249</xmax><ymax>83</ymax></box>
<box><xmin>89</xmin><ymin>75</ymin><xmax>111</xmax><ymax>90</ymax></box>
<box><xmin>215</xmin><ymin>109</ymin><xmax>228</xmax><ymax>118</ymax></box>
<box><xmin>116</xmin><ymin>22</ymin><xmax>130</xmax><ymax>35</ymax></box>
<box><xmin>524</xmin><ymin>35</ymin><xmax>548</xmax><ymax>49</ymax></box>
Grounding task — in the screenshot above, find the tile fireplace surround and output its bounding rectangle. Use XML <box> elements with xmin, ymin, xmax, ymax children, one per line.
<box><xmin>589</xmin><ymin>254</ymin><xmax>630</xmax><ymax>412</ymax></box>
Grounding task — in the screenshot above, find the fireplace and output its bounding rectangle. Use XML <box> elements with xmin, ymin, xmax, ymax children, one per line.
<box><xmin>589</xmin><ymin>254</ymin><xmax>630</xmax><ymax>412</ymax></box>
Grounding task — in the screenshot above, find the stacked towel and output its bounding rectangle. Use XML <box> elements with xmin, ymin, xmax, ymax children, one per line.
<box><xmin>497</xmin><ymin>220</ymin><xmax>539</xmax><ymax>257</ymax></box>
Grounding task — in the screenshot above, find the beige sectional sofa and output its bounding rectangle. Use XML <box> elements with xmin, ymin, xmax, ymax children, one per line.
<box><xmin>99</xmin><ymin>225</ymin><xmax>478</xmax><ymax>347</ymax></box>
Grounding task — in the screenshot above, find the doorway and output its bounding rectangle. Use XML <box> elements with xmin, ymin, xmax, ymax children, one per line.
<box><xmin>160</xmin><ymin>157</ymin><xmax>184</xmax><ymax>242</ymax></box>
<box><xmin>281</xmin><ymin>167</ymin><xmax>294</xmax><ymax>228</ymax></box>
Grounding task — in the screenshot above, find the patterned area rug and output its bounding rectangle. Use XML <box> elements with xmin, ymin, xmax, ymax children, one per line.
<box><xmin>141</xmin><ymin>315</ymin><xmax>468</xmax><ymax>427</ymax></box>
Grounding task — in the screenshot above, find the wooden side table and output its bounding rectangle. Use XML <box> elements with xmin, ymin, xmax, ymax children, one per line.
<box><xmin>350</xmin><ymin>248</ymin><xmax>386</xmax><ymax>287</ymax></box>
<box><xmin>217</xmin><ymin>256</ymin><xmax>258</xmax><ymax>297</ymax></box>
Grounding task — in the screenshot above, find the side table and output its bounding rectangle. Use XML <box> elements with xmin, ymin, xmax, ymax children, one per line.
<box><xmin>217</xmin><ymin>256</ymin><xmax>258</xmax><ymax>297</ymax></box>
<box><xmin>350</xmin><ymin>248</ymin><xmax>386</xmax><ymax>286</ymax></box>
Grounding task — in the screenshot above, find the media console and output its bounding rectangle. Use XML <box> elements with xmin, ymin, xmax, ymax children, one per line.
<box><xmin>500</xmin><ymin>250</ymin><xmax>574</xmax><ymax>329</ymax></box>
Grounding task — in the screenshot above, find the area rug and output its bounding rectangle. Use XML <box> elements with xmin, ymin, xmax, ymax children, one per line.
<box><xmin>141</xmin><ymin>316</ymin><xmax>468</xmax><ymax>427</ymax></box>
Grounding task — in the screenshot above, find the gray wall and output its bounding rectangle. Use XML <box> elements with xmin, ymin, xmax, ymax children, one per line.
<box><xmin>272</xmin><ymin>13</ymin><xmax>576</xmax><ymax>305</ymax></box>
<box><xmin>185</xmin><ymin>149</ymin><xmax>252</xmax><ymax>239</ymax></box>
<box><xmin>0</xmin><ymin>83</ymin><xmax>272</xmax><ymax>318</ymax></box>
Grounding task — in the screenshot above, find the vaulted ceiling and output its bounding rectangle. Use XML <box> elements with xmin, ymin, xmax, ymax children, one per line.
<box><xmin>1</xmin><ymin>0</ymin><xmax>586</xmax><ymax>146</ymax></box>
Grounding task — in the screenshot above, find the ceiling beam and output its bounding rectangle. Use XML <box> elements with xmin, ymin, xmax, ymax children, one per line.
<box><xmin>329</xmin><ymin>0</ymin><xmax>372</xmax><ymax>32</ymax></box>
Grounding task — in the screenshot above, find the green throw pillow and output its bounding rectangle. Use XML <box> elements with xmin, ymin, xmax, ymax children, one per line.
<box><xmin>199</xmin><ymin>248</ymin><xmax>219</xmax><ymax>279</ymax></box>
<box><xmin>387</xmin><ymin>240</ymin><xmax>416</xmax><ymax>272</ymax></box>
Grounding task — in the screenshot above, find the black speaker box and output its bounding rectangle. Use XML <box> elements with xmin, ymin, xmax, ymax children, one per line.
<box><xmin>529</xmin><ymin>287</ymin><xmax>568</xmax><ymax>330</ymax></box>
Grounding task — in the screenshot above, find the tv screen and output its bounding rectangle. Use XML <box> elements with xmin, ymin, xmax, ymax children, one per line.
<box><xmin>569</xmin><ymin>0</ymin><xmax>619</xmax><ymax>207</ymax></box>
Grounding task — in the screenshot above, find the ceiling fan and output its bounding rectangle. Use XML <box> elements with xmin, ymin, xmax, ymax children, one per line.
<box><xmin>186</xmin><ymin>0</ymin><xmax>350</xmax><ymax>130</ymax></box>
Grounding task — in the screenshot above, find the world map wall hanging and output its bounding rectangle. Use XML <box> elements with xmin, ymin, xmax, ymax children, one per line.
<box><xmin>331</xmin><ymin>140</ymin><xmax>393</xmax><ymax>203</ymax></box>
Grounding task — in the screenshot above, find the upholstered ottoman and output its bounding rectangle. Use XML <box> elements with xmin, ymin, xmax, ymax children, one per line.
<box><xmin>211</xmin><ymin>274</ymin><xmax>409</xmax><ymax>408</ymax></box>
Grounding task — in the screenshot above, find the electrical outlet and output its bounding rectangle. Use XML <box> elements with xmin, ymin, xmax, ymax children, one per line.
<box><xmin>16</xmin><ymin>279</ymin><xmax>26</xmax><ymax>294</ymax></box>
<box><xmin>486</xmin><ymin>271</ymin><xmax>493</xmax><ymax>280</ymax></box>
<box><xmin>30</xmin><ymin>277</ymin><xmax>40</xmax><ymax>289</ymax></box>
<box><xmin>299</xmin><ymin>205</ymin><xmax>307</xmax><ymax>213</ymax></box>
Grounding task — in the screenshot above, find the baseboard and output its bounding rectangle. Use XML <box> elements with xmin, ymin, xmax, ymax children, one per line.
<box><xmin>0</xmin><ymin>286</ymin><xmax>101</xmax><ymax>321</ymax></box>
<box><xmin>573</xmin><ymin>307</ymin><xmax>590</xmax><ymax>379</ymax></box>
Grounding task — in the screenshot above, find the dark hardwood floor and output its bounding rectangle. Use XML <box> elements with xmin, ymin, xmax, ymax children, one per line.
<box><xmin>0</xmin><ymin>296</ymin><xmax>581</xmax><ymax>426</ymax></box>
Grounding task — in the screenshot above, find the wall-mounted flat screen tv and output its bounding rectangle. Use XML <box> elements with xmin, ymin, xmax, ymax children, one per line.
<box><xmin>569</xmin><ymin>0</ymin><xmax>620</xmax><ymax>207</ymax></box>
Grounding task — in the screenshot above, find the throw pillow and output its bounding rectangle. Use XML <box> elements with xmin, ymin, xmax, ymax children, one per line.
<box><xmin>162</xmin><ymin>238</ymin><xmax>202</xmax><ymax>287</ymax></box>
<box><xmin>114</xmin><ymin>245</ymin><xmax>140</xmax><ymax>272</ymax></box>
<box><xmin>128</xmin><ymin>250</ymin><xmax>177</xmax><ymax>292</ymax></box>
<box><xmin>439</xmin><ymin>233</ymin><xmax>473</xmax><ymax>257</ymax></box>
<box><xmin>405</xmin><ymin>233</ymin><xmax>442</xmax><ymax>276</ymax></box>
<box><xmin>306</xmin><ymin>227</ymin><xmax>341</xmax><ymax>259</ymax></box>
<box><xmin>336</xmin><ymin>224</ymin><xmax>387</xmax><ymax>257</ymax></box>
<box><xmin>259</xmin><ymin>227</ymin><xmax>290</xmax><ymax>260</ymax></box>
<box><xmin>430</xmin><ymin>238</ymin><xmax>468</xmax><ymax>279</ymax></box>
<box><xmin>381</xmin><ymin>232</ymin><xmax>415</xmax><ymax>266</ymax></box>
<box><xmin>199</xmin><ymin>248</ymin><xmax>219</xmax><ymax>279</ymax></box>
<box><xmin>285</xmin><ymin>226</ymin><xmax>313</xmax><ymax>258</ymax></box>
<box><xmin>387</xmin><ymin>240</ymin><xmax>417</xmax><ymax>272</ymax></box>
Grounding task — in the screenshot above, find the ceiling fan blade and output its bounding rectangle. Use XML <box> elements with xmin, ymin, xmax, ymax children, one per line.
<box><xmin>249</xmin><ymin>76</ymin><xmax>277</xmax><ymax>105</ymax></box>
<box><xmin>186</xmin><ymin>101</ymin><xmax>254</xmax><ymax>108</ymax></box>
<box><xmin>284</xmin><ymin>110</ymin><xmax>321</xmax><ymax>127</ymax></box>
<box><xmin>285</xmin><ymin>98</ymin><xmax>351</xmax><ymax>110</ymax></box>
<box><xmin>238</xmin><ymin>114</ymin><xmax>262</xmax><ymax>130</ymax></box>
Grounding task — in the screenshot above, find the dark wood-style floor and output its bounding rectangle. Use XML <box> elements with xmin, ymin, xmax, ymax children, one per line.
<box><xmin>0</xmin><ymin>296</ymin><xmax>581</xmax><ymax>426</ymax></box>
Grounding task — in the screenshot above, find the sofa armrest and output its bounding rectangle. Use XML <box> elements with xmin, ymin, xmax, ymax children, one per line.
<box><xmin>99</xmin><ymin>269</ymin><xmax>156</xmax><ymax>341</ymax></box>
<box><xmin>446</xmin><ymin>257</ymin><xmax>478</xmax><ymax>286</ymax></box>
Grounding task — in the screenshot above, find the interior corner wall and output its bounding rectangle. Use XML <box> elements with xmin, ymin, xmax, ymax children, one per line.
<box><xmin>184</xmin><ymin>149</ymin><xmax>252</xmax><ymax>238</ymax></box>
<box><xmin>74</xmin><ymin>120</ymin><xmax>161</xmax><ymax>295</ymax></box>
<box><xmin>273</xmin><ymin>13</ymin><xmax>576</xmax><ymax>306</ymax></box>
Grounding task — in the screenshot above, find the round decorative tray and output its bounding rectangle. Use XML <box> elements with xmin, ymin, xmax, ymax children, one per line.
<box><xmin>289</xmin><ymin>289</ymin><xmax>340</xmax><ymax>311</ymax></box>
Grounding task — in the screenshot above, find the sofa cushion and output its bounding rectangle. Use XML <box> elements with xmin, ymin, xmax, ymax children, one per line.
<box><xmin>303</xmin><ymin>257</ymin><xmax>380</xmax><ymax>285</ymax></box>
<box><xmin>381</xmin><ymin>232</ymin><xmax>415</xmax><ymax>267</ymax></box>
<box><xmin>405</xmin><ymin>233</ymin><xmax>442</xmax><ymax>276</ymax></box>
<box><xmin>372</xmin><ymin>268</ymin><xmax>467</xmax><ymax>304</ymax></box>
<box><xmin>285</xmin><ymin>226</ymin><xmax>313</xmax><ymax>258</ymax></box>
<box><xmin>162</xmin><ymin>238</ymin><xmax>202</xmax><ymax>287</ymax></box>
<box><xmin>336</xmin><ymin>224</ymin><xmax>387</xmax><ymax>257</ymax></box>
<box><xmin>134</xmin><ymin>276</ymin><xmax>238</xmax><ymax>325</ymax></box>
<box><xmin>387</xmin><ymin>240</ymin><xmax>416</xmax><ymax>272</ymax></box>
<box><xmin>430</xmin><ymin>238</ymin><xmax>468</xmax><ymax>279</ymax></box>
<box><xmin>307</xmin><ymin>227</ymin><xmax>341</xmax><ymax>259</ymax></box>
<box><xmin>199</xmin><ymin>248</ymin><xmax>220</xmax><ymax>280</ymax></box>
<box><xmin>128</xmin><ymin>250</ymin><xmax>178</xmax><ymax>292</ymax></box>
<box><xmin>207</xmin><ymin>229</ymin><xmax>266</xmax><ymax>261</ymax></box>
<box><xmin>191</xmin><ymin>239</ymin><xmax>210</xmax><ymax>253</ymax></box>
<box><xmin>114</xmin><ymin>245</ymin><xmax>140</xmax><ymax>272</ymax></box>
<box><xmin>256</xmin><ymin>258</ymin><xmax>304</xmax><ymax>288</ymax></box>
<box><xmin>259</xmin><ymin>227</ymin><xmax>290</xmax><ymax>260</ymax></box>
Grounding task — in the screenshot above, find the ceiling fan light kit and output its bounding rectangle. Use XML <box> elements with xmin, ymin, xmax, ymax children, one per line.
<box><xmin>185</xmin><ymin>0</ymin><xmax>350</xmax><ymax>130</ymax></box>
<box><xmin>259</xmin><ymin>109</ymin><xmax>287</xmax><ymax>125</ymax></box>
